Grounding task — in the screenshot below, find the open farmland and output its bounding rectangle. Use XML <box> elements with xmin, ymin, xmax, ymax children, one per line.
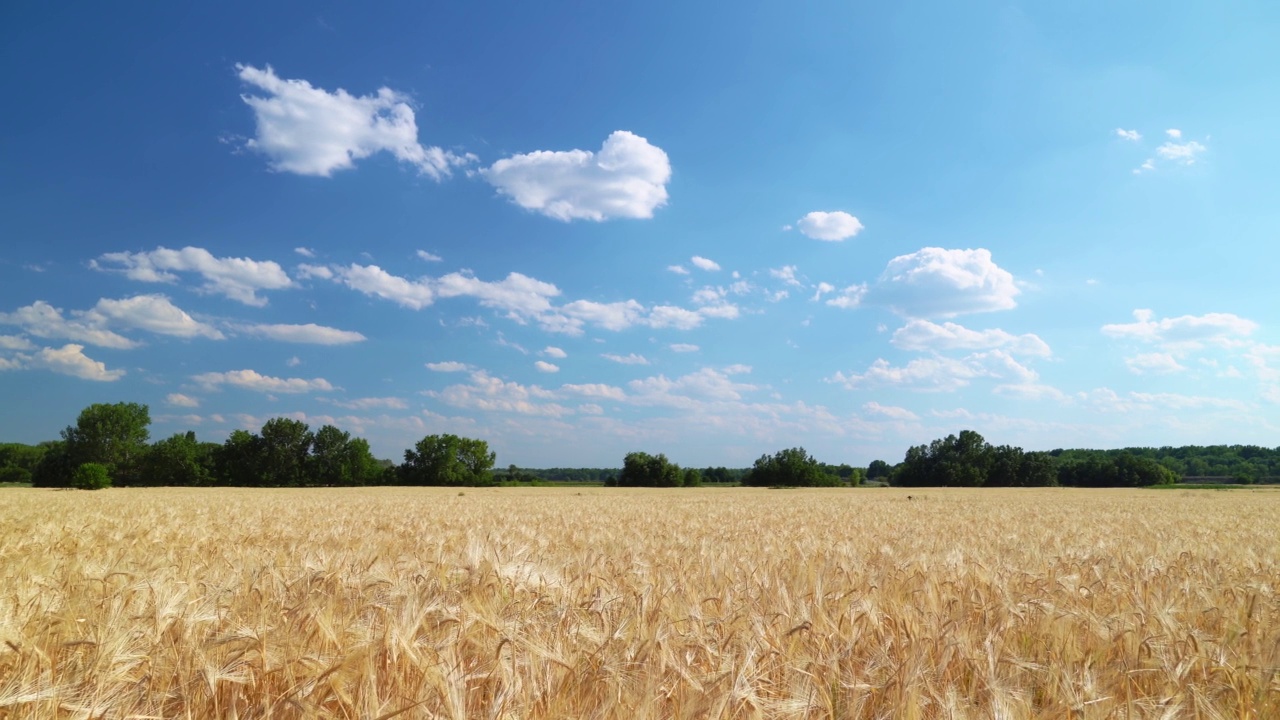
<box><xmin>1</xmin><ymin>487</ymin><xmax>1278</xmax><ymax>719</ymax></box>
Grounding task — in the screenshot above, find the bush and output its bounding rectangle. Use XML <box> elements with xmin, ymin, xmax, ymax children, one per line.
<box><xmin>72</xmin><ymin>462</ymin><xmax>111</xmax><ymax>490</ymax></box>
<box><xmin>0</xmin><ymin>466</ymin><xmax>32</xmax><ymax>485</ymax></box>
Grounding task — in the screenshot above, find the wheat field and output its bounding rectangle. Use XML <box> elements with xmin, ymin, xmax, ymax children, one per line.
<box><xmin>1</xmin><ymin>486</ymin><xmax>1277</xmax><ymax>719</ymax></box>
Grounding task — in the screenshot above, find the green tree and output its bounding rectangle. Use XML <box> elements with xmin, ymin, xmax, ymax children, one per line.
<box><xmin>258</xmin><ymin>418</ymin><xmax>313</xmax><ymax>487</ymax></box>
<box><xmin>893</xmin><ymin>430</ymin><xmax>993</xmax><ymax>487</ymax></box>
<box><xmin>213</xmin><ymin>429</ymin><xmax>262</xmax><ymax>486</ymax></box>
<box><xmin>618</xmin><ymin>451</ymin><xmax>682</xmax><ymax>487</ymax></box>
<box><xmin>743</xmin><ymin>447</ymin><xmax>840</xmax><ymax>487</ymax></box>
<box><xmin>140</xmin><ymin>431</ymin><xmax>214</xmax><ymax>486</ymax></box>
<box><xmin>309</xmin><ymin>425</ymin><xmax>380</xmax><ymax>486</ymax></box>
<box><xmin>682</xmin><ymin>467</ymin><xmax>702</xmax><ymax>487</ymax></box>
<box><xmin>867</xmin><ymin>459</ymin><xmax>892</xmax><ymax>479</ymax></box>
<box><xmin>400</xmin><ymin>434</ymin><xmax>496</xmax><ymax>486</ymax></box>
<box><xmin>31</xmin><ymin>441</ymin><xmax>74</xmax><ymax>487</ymax></box>
<box><xmin>62</xmin><ymin>402</ymin><xmax>150</xmax><ymax>486</ymax></box>
<box><xmin>71</xmin><ymin>462</ymin><xmax>111</xmax><ymax>490</ymax></box>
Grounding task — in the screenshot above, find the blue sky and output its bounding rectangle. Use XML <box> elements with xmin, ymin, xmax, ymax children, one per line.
<box><xmin>2</xmin><ymin>1</ymin><xmax>1279</xmax><ymax>467</ymax></box>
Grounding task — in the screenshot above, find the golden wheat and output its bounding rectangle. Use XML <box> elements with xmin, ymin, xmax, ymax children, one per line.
<box><xmin>0</xmin><ymin>486</ymin><xmax>1277</xmax><ymax>719</ymax></box>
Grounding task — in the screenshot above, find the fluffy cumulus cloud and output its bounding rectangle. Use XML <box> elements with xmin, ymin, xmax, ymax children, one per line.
<box><xmin>236</xmin><ymin>64</ymin><xmax>472</xmax><ymax>179</ymax></box>
<box><xmin>240</xmin><ymin>323</ymin><xmax>366</xmax><ymax>345</ymax></box>
<box><xmin>166</xmin><ymin>393</ymin><xmax>200</xmax><ymax>407</ymax></box>
<box><xmin>332</xmin><ymin>264</ymin><xmax>434</xmax><ymax>310</ymax></box>
<box><xmin>482</xmin><ymin>131</ymin><xmax>671</xmax><ymax>221</ymax></box>
<box><xmin>1125</xmin><ymin>352</ymin><xmax>1186</xmax><ymax>375</ymax></box>
<box><xmin>91</xmin><ymin>295</ymin><xmax>224</xmax><ymax>339</ymax></box>
<box><xmin>829</xmin><ymin>350</ymin><xmax>1036</xmax><ymax>392</ymax></box>
<box><xmin>534</xmin><ymin>360</ymin><xmax>560</xmax><ymax>373</ymax></box>
<box><xmin>602</xmin><ymin>352</ymin><xmax>650</xmax><ymax>365</ymax></box>
<box><xmin>1</xmin><ymin>295</ymin><xmax>225</xmax><ymax>347</ymax></box>
<box><xmin>870</xmin><ymin>247</ymin><xmax>1019</xmax><ymax>317</ymax></box>
<box><xmin>192</xmin><ymin>369</ymin><xmax>334</xmax><ymax>394</ymax></box>
<box><xmin>426</xmin><ymin>361</ymin><xmax>470</xmax><ymax>372</ymax></box>
<box><xmin>0</xmin><ymin>301</ymin><xmax>138</xmax><ymax>349</ymax></box>
<box><xmin>690</xmin><ymin>256</ymin><xmax>721</xmax><ymax>272</ymax></box>
<box><xmin>1102</xmin><ymin>309</ymin><xmax>1257</xmax><ymax>348</ymax></box>
<box><xmin>93</xmin><ymin>246</ymin><xmax>293</xmax><ymax>306</ymax></box>
<box><xmin>433</xmin><ymin>371</ymin><xmax>570</xmax><ymax>417</ymax></box>
<box><xmin>1115</xmin><ymin>128</ymin><xmax>1142</xmax><ymax>141</ymax></box>
<box><xmin>542</xmin><ymin>346</ymin><xmax>568</xmax><ymax>359</ymax></box>
<box><xmin>32</xmin><ymin>344</ymin><xmax>125</xmax><ymax>381</ymax></box>
<box><xmin>0</xmin><ymin>335</ymin><xmax>34</xmax><ymax>351</ymax></box>
<box><xmin>862</xmin><ymin>401</ymin><xmax>919</xmax><ymax>421</ymax></box>
<box><xmin>796</xmin><ymin>211</ymin><xmax>864</xmax><ymax>241</ymax></box>
<box><xmin>890</xmin><ymin>319</ymin><xmax>1050</xmax><ymax>356</ymax></box>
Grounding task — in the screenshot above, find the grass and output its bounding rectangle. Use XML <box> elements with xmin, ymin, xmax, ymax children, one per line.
<box><xmin>1</xmin><ymin>486</ymin><xmax>1277</xmax><ymax>718</ymax></box>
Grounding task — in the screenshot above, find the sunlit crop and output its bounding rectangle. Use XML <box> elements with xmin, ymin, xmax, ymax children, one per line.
<box><xmin>1</xmin><ymin>486</ymin><xmax>1277</xmax><ymax>718</ymax></box>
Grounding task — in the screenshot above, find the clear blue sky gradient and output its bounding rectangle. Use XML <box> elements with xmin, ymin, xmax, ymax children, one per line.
<box><xmin>2</xmin><ymin>1</ymin><xmax>1278</xmax><ymax>466</ymax></box>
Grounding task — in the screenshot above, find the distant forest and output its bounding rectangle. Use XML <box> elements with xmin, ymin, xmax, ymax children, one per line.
<box><xmin>1</xmin><ymin>402</ymin><xmax>1278</xmax><ymax>489</ymax></box>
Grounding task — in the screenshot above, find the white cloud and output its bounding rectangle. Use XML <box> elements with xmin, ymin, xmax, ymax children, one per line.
<box><xmin>0</xmin><ymin>301</ymin><xmax>138</xmax><ymax>349</ymax></box>
<box><xmin>92</xmin><ymin>295</ymin><xmax>225</xmax><ymax>339</ymax></box>
<box><xmin>862</xmin><ymin>401</ymin><xmax>919</xmax><ymax>421</ymax></box>
<box><xmin>602</xmin><ymin>352</ymin><xmax>650</xmax><ymax>365</ymax></box>
<box><xmin>770</xmin><ymin>265</ymin><xmax>803</xmax><ymax>287</ymax></box>
<box><xmin>294</xmin><ymin>247</ymin><xmax>316</xmax><ymax>258</ymax></box>
<box><xmin>1129</xmin><ymin>391</ymin><xmax>1247</xmax><ymax>411</ymax></box>
<box><xmin>560</xmin><ymin>383</ymin><xmax>627</xmax><ymax>401</ymax></box>
<box><xmin>1125</xmin><ymin>352</ymin><xmax>1187</xmax><ymax>375</ymax></box>
<box><xmin>296</xmin><ymin>264</ymin><xmax>334</xmax><ymax>280</ymax></box>
<box><xmin>0</xmin><ymin>335</ymin><xmax>34</xmax><ymax>351</ymax></box>
<box><xmin>890</xmin><ymin>319</ymin><xmax>1050</xmax><ymax>356</ymax></box>
<box><xmin>534</xmin><ymin>360</ymin><xmax>560</xmax><ymax>373</ymax></box>
<box><xmin>871</xmin><ymin>247</ymin><xmax>1019</xmax><ymax>317</ymax></box>
<box><xmin>236</xmin><ymin>63</ymin><xmax>472</xmax><ymax>179</ymax></box>
<box><xmin>482</xmin><ymin>130</ymin><xmax>671</xmax><ymax>221</ymax></box>
<box><xmin>416</xmin><ymin>250</ymin><xmax>443</xmax><ymax>262</ymax></box>
<box><xmin>667</xmin><ymin>265</ymin><xmax>689</xmax><ymax>275</ymax></box>
<box><xmin>426</xmin><ymin>361</ymin><xmax>470</xmax><ymax>372</ymax></box>
<box><xmin>333</xmin><ymin>263</ymin><xmax>434</xmax><ymax>309</ymax></box>
<box><xmin>1156</xmin><ymin>140</ymin><xmax>1206</xmax><ymax>165</ymax></box>
<box><xmin>328</xmin><ymin>396</ymin><xmax>409</xmax><ymax>410</ymax></box>
<box><xmin>434</xmin><ymin>371</ymin><xmax>569</xmax><ymax>416</ymax></box>
<box><xmin>628</xmin><ymin>367</ymin><xmax>758</xmax><ymax>407</ymax></box>
<box><xmin>669</xmin><ymin>343</ymin><xmax>699</xmax><ymax>353</ymax></box>
<box><xmin>825</xmin><ymin>284</ymin><xmax>867</xmax><ymax>310</ymax></box>
<box><xmin>810</xmin><ymin>282</ymin><xmax>836</xmax><ymax>301</ymax></box>
<box><xmin>1115</xmin><ymin>128</ymin><xmax>1142</xmax><ymax>141</ymax></box>
<box><xmin>1133</xmin><ymin>159</ymin><xmax>1156</xmax><ymax>175</ymax></box>
<box><xmin>1102</xmin><ymin>309</ymin><xmax>1257</xmax><ymax>348</ymax></box>
<box><xmin>690</xmin><ymin>256</ymin><xmax>721</xmax><ymax>272</ymax></box>
<box><xmin>436</xmin><ymin>271</ymin><xmax>561</xmax><ymax>322</ymax></box>
<box><xmin>542</xmin><ymin>346</ymin><xmax>567</xmax><ymax>359</ymax></box>
<box><xmin>647</xmin><ymin>305</ymin><xmax>704</xmax><ymax>330</ymax></box>
<box><xmin>32</xmin><ymin>344</ymin><xmax>124</xmax><ymax>381</ymax></box>
<box><xmin>93</xmin><ymin>246</ymin><xmax>293</xmax><ymax>306</ymax></box>
<box><xmin>193</xmin><ymin>369</ymin><xmax>334</xmax><ymax>394</ymax></box>
<box><xmin>830</xmin><ymin>350</ymin><xmax>1036</xmax><ymax>392</ymax></box>
<box><xmin>241</xmin><ymin>323</ymin><xmax>366</xmax><ymax>345</ymax></box>
<box><xmin>558</xmin><ymin>299</ymin><xmax>646</xmax><ymax>333</ymax></box>
<box><xmin>796</xmin><ymin>211</ymin><xmax>864</xmax><ymax>241</ymax></box>
<box><xmin>166</xmin><ymin>393</ymin><xmax>200</xmax><ymax>407</ymax></box>
<box><xmin>286</xmin><ymin>356</ymin><xmax>301</xmax><ymax>367</ymax></box>
<box><xmin>1166</xmin><ymin>128</ymin><xmax>1182</xmax><ymax>139</ymax></box>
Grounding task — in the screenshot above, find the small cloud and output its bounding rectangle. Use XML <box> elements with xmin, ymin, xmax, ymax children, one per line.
<box><xmin>426</xmin><ymin>361</ymin><xmax>471</xmax><ymax>372</ymax></box>
<box><xmin>1133</xmin><ymin>159</ymin><xmax>1156</xmax><ymax>175</ymax></box>
<box><xmin>1166</xmin><ymin>128</ymin><xmax>1182</xmax><ymax>139</ymax></box>
<box><xmin>534</xmin><ymin>360</ymin><xmax>560</xmax><ymax>373</ymax></box>
<box><xmin>192</xmin><ymin>368</ymin><xmax>333</xmax><ymax>394</ymax></box>
<box><xmin>1125</xmin><ymin>353</ymin><xmax>1186</xmax><ymax>375</ymax></box>
<box><xmin>33</xmin><ymin>344</ymin><xmax>125</xmax><ymax>381</ymax></box>
<box><xmin>602</xmin><ymin>352</ymin><xmax>650</xmax><ymax>365</ymax></box>
<box><xmin>1086</xmin><ymin>279</ymin><xmax>1100</xmax><ymax>285</ymax></box>
<box><xmin>286</xmin><ymin>356</ymin><xmax>301</xmax><ymax>367</ymax></box>
<box><xmin>542</xmin><ymin>346</ymin><xmax>567</xmax><ymax>359</ymax></box>
<box><xmin>240</xmin><ymin>322</ymin><xmax>366</xmax><ymax>345</ymax></box>
<box><xmin>1115</xmin><ymin>128</ymin><xmax>1142</xmax><ymax>141</ymax></box>
<box><xmin>1156</xmin><ymin>140</ymin><xmax>1206</xmax><ymax>165</ymax></box>
<box><xmin>690</xmin><ymin>256</ymin><xmax>721</xmax><ymax>272</ymax></box>
<box><xmin>770</xmin><ymin>265</ymin><xmax>802</xmax><ymax>287</ymax></box>
<box><xmin>667</xmin><ymin>265</ymin><xmax>690</xmax><ymax>275</ymax></box>
<box><xmin>166</xmin><ymin>393</ymin><xmax>200</xmax><ymax>408</ymax></box>
<box><xmin>796</xmin><ymin>211</ymin><xmax>864</xmax><ymax>241</ymax></box>
<box><xmin>669</xmin><ymin>343</ymin><xmax>699</xmax><ymax>353</ymax></box>
<box><xmin>294</xmin><ymin>247</ymin><xmax>316</xmax><ymax>258</ymax></box>
<box><xmin>416</xmin><ymin>250</ymin><xmax>443</xmax><ymax>262</ymax></box>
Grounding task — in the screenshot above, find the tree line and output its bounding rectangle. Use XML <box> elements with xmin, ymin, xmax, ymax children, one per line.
<box><xmin>3</xmin><ymin>401</ymin><xmax>1277</xmax><ymax>490</ymax></box>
